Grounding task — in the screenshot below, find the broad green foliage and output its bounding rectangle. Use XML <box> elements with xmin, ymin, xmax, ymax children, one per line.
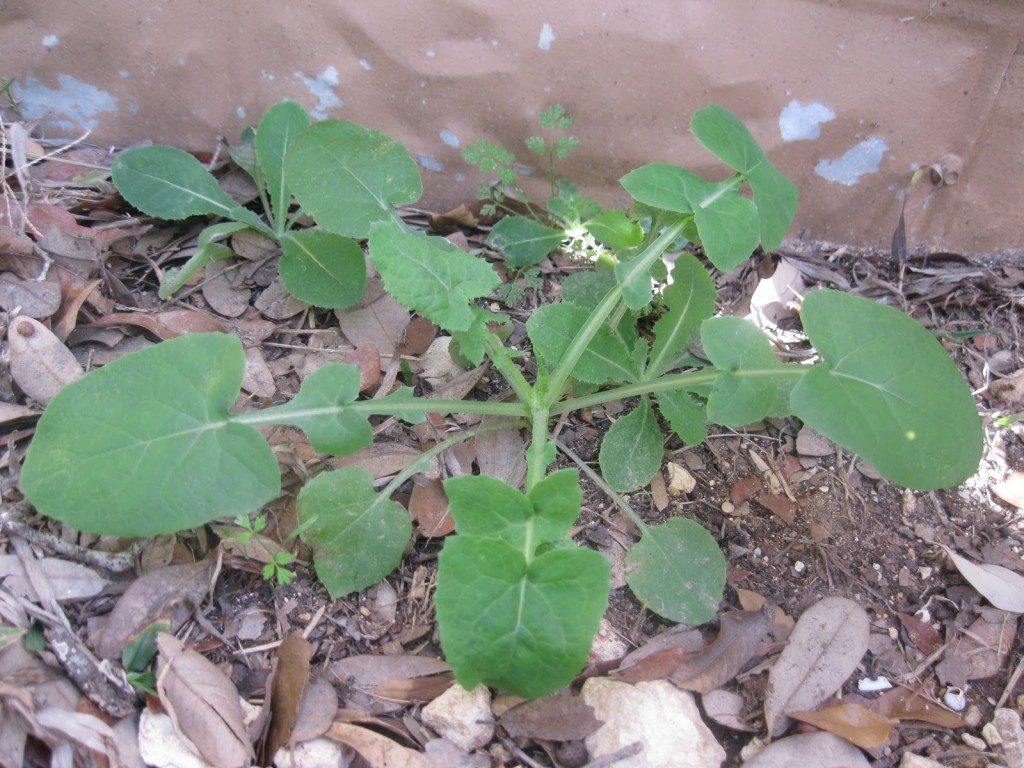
<box><xmin>436</xmin><ymin>471</ymin><xmax>609</xmax><ymax>697</ymax></box>
<box><xmin>21</xmin><ymin>334</ymin><xmax>280</xmax><ymax>536</ymax></box>
<box><xmin>25</xmin><ymin>103</ymin><xmax>983</xmax><ymax>700</ymax></box>
<box><xmin>792</xmin><ymin>290</ymin><xmax>983</xmax><ymax>489</ymax></box>
<box><xmin>297</xmin><ymin>468</ymin><xmax>411</xmax><ymax>598</ymax></box>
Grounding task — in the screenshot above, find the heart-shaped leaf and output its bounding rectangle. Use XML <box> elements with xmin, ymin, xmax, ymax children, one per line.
<box><xmin>297</xmin><ymin>468</ymin><xmax>411</xmax><ymax>598</ymax></box>
<box><xmin>112</xmin><ymin>146</ymin><xmax>265</xmax><ymax>231</ymax></box>
<box><xmin>21</xmin><ymin>333</ymin><xmax>280</xmax><ymax>536</ymax></box>
<box><xmin>598</xmin><ymin>400</ymin><xmax>663</xmax><ymax>492</ymax></box>
<box><xmin>626</xmin><ymin>517</ymin><xmax>726</xmax><ymax>624</ymax></box>
<box><xmin>279</xmin><ymin>229</ymin><xmax>366</xmax><ymax>309</ymax></box>
<box><xmin>284</xmin><ymin>121</ymin><xmax>422</xmax><ymax>238</ymax></box>
<box><xmin>256</xmin><ymin>100</ymin><xmax>309</xmax><ymax>230</ymax></box>
<box><xmin>527</xmin><ymin>302</ymin><xmax>636</xmax><ymax>385</ymax></box>
<box><xmin>620</xmin><ymin>164</ymin><xmax>705</xmax><ymax>213</ymax></box>
<box><xmin>436</xmin><ymin>471</ymin><xmax>609</xmax><ymax>698</ymax></box>
<box><xmin>693</xmin><ymin>192</ymin><xmax>760</xmax><ymax>272</ymax></box>
<box><xmin>486</xmin><ymin>215</ymin><xmax>565</xmax><ymax>268</ymax></box>
<box><xmin>792</xmin><ymin>289</ymin><xmax>982</xmax><ymax>489</ymax></box>
<box><xmin>647</xmin><ymin>254</ymin><xmax>715</xmax><ymax>377</ymax></box>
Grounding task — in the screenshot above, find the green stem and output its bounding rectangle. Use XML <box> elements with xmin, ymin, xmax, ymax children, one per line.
<box><xmin>232</xmin><ymin>397</ymin><xmax>528</xmax><ymax>427</ymax></box>
<box><xmin>544</xmin><ymin>220</ymin><xmax>687</xmax><ymax>406</ymax></box>
<box><xmin>553</xmin><ymin>437</ymin><xmax>648</xmax><ymax>531</ymax></box>
<box><xmin>485</xmin><ymin>332</ymin><xmax>534</xmax><ymax>405</ymax></box>
<box><xmin>525</xmin><ymin>404</ymin><xmax>551</xmax><ymax>492</ymax></box>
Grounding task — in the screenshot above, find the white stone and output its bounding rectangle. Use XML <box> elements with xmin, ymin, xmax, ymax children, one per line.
<box><xmin>589</xmin><ymin>617</ymin><xmax>629</xmax><ymax>664</ymax></box>
<box><xmin>899</xmin><ymin>754</ymin><xmax>948</xmax><ymax>768</ymax></box>
<box><xmin>666</xmin><ymin>463</ymin><xmax>697</xmax><ymax>495</ymax></box>
<box><xmin>274</xmin><ymin>738</ymin><xmax>354</xmax><ymax>768</ymax></box>
<box><xmin>137</xmin><ymin>710</ymin><xmax>208</xmax><ymax>768</ymax></box>
<box><xmin>582</xmin><ymin>678</ymin><xmax>725</xmax><ymax>768</ymax></box>
<box><xmin>422</xmin><ymin>683</ymin><xmax>494</xmax><ymax>752</ymax></box>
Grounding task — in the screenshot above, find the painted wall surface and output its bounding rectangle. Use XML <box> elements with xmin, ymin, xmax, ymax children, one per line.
<box><xmin>4</xmin><ymin>1</ymin><xmax>1023</xmax><ymax>255</ymax></box>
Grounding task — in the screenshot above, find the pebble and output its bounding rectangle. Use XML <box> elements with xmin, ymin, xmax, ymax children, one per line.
<box><xmin>961</xmin><ymin>733</ymin><xmax>987</xmax><ymax>751</ymax></box>
<box><xmin>964</xmin><ymin>704</ymin><xmax>983</xmax><ymax>728</ymax></box>
<box><xmin>666</xmin><ymin>463</ymin><xmax>697</xmax><ymax>495</ymax></box>
<box><xmin>421</xmin><ymin>684</ymin><xmax>494</xmax><ymax>752</ymax></box>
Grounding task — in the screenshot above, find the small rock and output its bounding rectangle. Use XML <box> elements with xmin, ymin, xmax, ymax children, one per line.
<box><xmin>989</xmin><ymin>350</ymin><xmax>1015</xmax><ymax>374</ymax></box>
<box><xmin>962</xmin><ymin>733</ymin><xmax>987</xmax><ymax>751</ymax></box>
<box><xmin>274</xmin><ymin>738</ymin><xmax>355</xmax><ymax>768</ymax></box>
<box><xmin>900</xmin><ymin>754</ymin><xmax>949</xmax><ymax>768</ymax></box>
<box><xmin>964</xmin><ymin>704</ymin><xmax>983</xmax><ymax>728</ymax></box>
<box><xmin>422</xmin><ymin>683</ymin><xmax>494</xmax><ymax>752</ymax></box>
<box><xmin>589</xmin><ymin>617</ymin><xmax>629</xmax><ymax>664</ymax></box>
<box><xmin>994</xmin><ymin>708</ymin><xmax>1024</xmax><ymax>768</ymax></box>
<box><xmin>982</xmin><ymin>722</ymin><xmax>1003</xmax><ymax>748</ymax></box>
<box><xmin>682</xmin><ymin>452</ymin><xmax>705</xmax><ymax>472</ymax></box>
<box><xmin>582</xmin><ymin>678</ymin><xmax>725</xmax><ymax>768</ymax></box>
<box><xmin>796</xmin><ymin>425</ymin><xmax>833</xmax><ymax>457</ymax></box>
<box><xmin>666</xmin><ymin>463</ymin><xmax>697</xmax><ymax>495</ymax></box>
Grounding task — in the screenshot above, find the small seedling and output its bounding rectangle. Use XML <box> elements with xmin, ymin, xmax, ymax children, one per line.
<box><xmin>22</xmin><ymin>104</ymin><xmax>983</xmax><ymax>698</ymax></box>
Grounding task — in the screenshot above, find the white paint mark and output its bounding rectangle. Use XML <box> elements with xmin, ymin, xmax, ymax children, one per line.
<box><xmin>236</xmin><ymin>106</ymin><xmax>247</xmax><ymax>119</ymax></box>
<box><xmin>417</xmin><ymin>154</ymin><xmax>443</xmax><ymax>172</ymax></box>
<box><xmin>778</xmin><ymin>100</ymin><xmax>836</xmax><ymax>142</ymax></box>
<box><xmin>358</xmin><ymin>59</ymin><xmax>372</xmax><ymax>71</ymax></box>
<box><xmin>261</xmin><ymin>69</ymin><xmax>275</xmax><ymax>81</ymax></box>
<box><xmin>538</xmin><ymin>23</ymin><xmax>556</xmax><ymax>50</ymax></box>
<box><xmin>294</xmin><ymin>66</ymin><xmax>341</xmax><ymax>120</ymax></box>
<box><xmin>815</xmin><ymin>137</ymin><xmax>888</xmax><ymax>185</ymax></box>
<box><xmin>439</xmin><ymin>130</ymin><xmax>460</xmax><ymax>149</ymax></box>
<box><xmin>12</xmin><ymin>75</ymin><xmax>118</xmax><ymax>131</ymax></box>
<box><xmin>118</xmin><ymin>69</ymin><xmax>131</xmax><ymax>78</ymax></box>
<box><xmin>453</xmin><ymin>173</ymin><xmax>466</xmax><ymax>183</ymax></box>
<box><xmin>41</xmin><ymin>34</ymin><xmax>59</xmax><ymax>48</ymax></box>
<box><xmin>425</xmin><ymin>48</ymin><xmax>436</xmax><ymax>59</ymax></box>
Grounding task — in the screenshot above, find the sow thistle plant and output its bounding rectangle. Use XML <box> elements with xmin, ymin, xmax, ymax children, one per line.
<box><xmin>21</xmin><ymin>101</ymin><xmax>982</xmax><ymax>699</ymax></box>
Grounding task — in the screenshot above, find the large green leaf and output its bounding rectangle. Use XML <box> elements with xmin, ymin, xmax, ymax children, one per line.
<box><xmin>792</xmin><ymin>290</ymin><xmax>982</xmax><ymax>490</ymax></box>
<box><xmin>21</xmin><ymin>334</ymin><xmax>280</xmax><ymax>536</ymax></box>
<box><xmin>656</xmin><ymin>390</ymin><xmax>707</xmax><ymax>446</ymax></box>
<box><xmin>527</xmin><ymin>302</ymin><xmax>636</xmax><ymax>385</ymax></box>
<box><xmin>584</xmin><ymin>209</ymin><xmax>643</xmax><ymax>249</ymax></box>
<box><xmin>620</xmin><ymin>164</ymin><xmax>705</xmax><ymax>214</ymax></box>
<box><xmin>369</xmin><ymin>221</ymin><xmax>500</xmax><ymax>333</ymax></box>
<box><xmin>256</xmin><ymin>101</ymin><xmax>309</xmax><ymax>230</ymax></box>
<box><xmin>690</xmin><ymin>103</ymin><xmax>797</xmax><ymax>249</ymax></box>
<box><xmin>486</xmin><ymin>215</ymin><xmax>565</xmax><ymax>268</ymax></box>
<box><xmin>626</xmin><ymin>517</ymin><xmax>726</xmax><ymax>624</ymax></box>
<box><xmin>284</xmin><ymin>121</ymin><xmax>422</xmax><ymax>238</ymax></box>
<box><xmin>693</xmin><ymin>192</ymin><xmax>760</xmax><ymax>272</ymax></box>
<box><xmin>436</xmin><ymin>473</ymin><xmax>609</xmax><ymax>697</ymax></box>
<box><xmin>598</xmin><ymin>400</ymin><xmax>664</xmax><ymax>492</ymax></box>
<box><xmin>159</xmin><ymin>221</ymin><xmax>251</xmax><ymax>299</ymax></box>
<box><xmin>701</xmin><ymin>316</ymin><xmax>798</xmax><ymax>425</ymax></box>
<box><xmin>112</xmin><ymin>146</ymin><xmax>265</xmax><ymax>231</ymax></box>
<box><xmin>647</xmin><ymin>254</ymin><xmax>716</xmax><ymax>377</ymax></box>
<box><xmin>279</xmin><ymin>229</ymin><xmax>366</xmax><ymax>309</ymax></box>
<box><xmin>297</xmin><ymin>468</ymin><xmax>411</xmax><ymax>598</ymax></box>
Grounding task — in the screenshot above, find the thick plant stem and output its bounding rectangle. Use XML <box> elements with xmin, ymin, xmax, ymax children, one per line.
<box><xmin>544</xmin><ymin>220</ymin><xmax>686</xmax><ymax>406</ymax></box>
<box><xmin>525</xmin><ymin>405</ymin><xmax>550</xmax><ymax>492</ymax></box>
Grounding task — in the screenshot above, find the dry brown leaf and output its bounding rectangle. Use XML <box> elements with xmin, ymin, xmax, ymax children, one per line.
<box><xmin>241</xmin><ymin>346</ymin><xmax>275</xmax><ymax>398</ymax></box>
<box><xmin>742</xmin><ymin>731</ymin><xmax>870</xmax><ymax>768</ymax></box>
<box><xmin>336</xmin><ymin>291</ymin><xmax>410</xmax><ymax>360</ymax></box>
<box><xmin>670</xmin><ymin>610</ymin><xmax>770</xmax><ymax>694</ymax></box>
<box><xmin>754</xmin><ymin>491</ymin><xmax>797</xmax><ymax>525</ymax></box>
<box><xmin>735</xmin><ymin>588</ymin><xmax>767</xmax><ymax>612</ymax></box>
<box><xmin>0</xmin><ymin>225</ymin><xmax>34</xmax><ymax>258</ymax></box>
<box><xmin>330</xmin><ymin>442</ymin><xmax>440</xmax><ymax>481</ymax></box>
<box><xmin>473</xmin><ymin>423</ymin><xmax>527</xmax><ymax>487</ymax></box>
<box><xmin>255</xmin><ymin>278</ymin><xmax>309</xmax><ymax>320</ymax></box>
<box><xmin>343</xmin><ymin>346</ymin><xmax>383</xmax><ymax>390</ymax></box>
<box><xmin>614</xmin><ymin>626</ymin><xmax>704</xmax><ymax>683</ymax></box>
<box><xmin>290</xmin><ymin>678</ymin><xmax>338</xmax><ymax>744</ymax></box>
<box><xmin>232</xmin><ymin>228</ymin><xmax>279</xmax><ymax>260</ymax></box>
<box><xmin>156</xmin><ymin>633</ymin><xmax>253</xmax><ymax>768</ymax></box>
<box><xmin>943</xmin><ymin>546</ymin><xmax>1024</xmax><ymax>613</ymax></box>
<box><xmin>896</xmin><ymin>612</ymin><xmax>941</xmax><ymax>654</ymax></box>
<box><xmin>790</xmin><ymin>700</ymin><xmax>897</xmax><ymax>750</ymax></box>
<box><xmin>409</xmin><ymin>477</ymin><xmax>454</xmax><ymax>537</ymax></box>
<box><xmin>937</xmin><ymin>613</ymin><xmax>1016</xmax><ymax>682</ymax></box>
<box><xmin>701</xmin><ymin>689</ymin><xmax>757</xmax><ymax>732</ymax></box>
<box><xmin>374</xmin><ymin>673</ymin><xmax>454</xmax><ymax>703</ymax></box>
<box><xmin>0</xmin><ymin>402</ymin><xmax>39</xmax><ymax>427</ymax></box>
<box><xmin>264</xmin><ymin>631</ymin><xmax>314</xmax><ymax>759</ymax></box>
<box><xmin>93</xmin><ymin>309</ymin><xmax>228</xmax><ymax>340</ymax></box>
<box><xmin>764</xmin><ymin>596</ymin><xmax>870</xmax><ymax>736</ymax></box>
<box><xmin>428</xmin><ymin>203</ymin><xmax>482</xmax><ymax>232</ymax></box>
<box><xmin>0</xmin><ymin>555</ymin><xmax>107</xmax><ymax>602</ymax></box>
<box><xmin>202</xmin><ymin>259</ymin><xmax>251</xmax><ymax>318</ymax></box>
<box><xmin>730</xmin><ymin>476</ymin><xmax>762</xmax><ymax>504</ymax></box>
<box><xmin>95</xmin><ymin>561</ymin><xmax>211</xmax><ymax>659</ymax></box>
<box><xmin>333</xmin><ymin>655</ymin><xmax>449</xmax><ymax>714</ymax></box>
<box><xmin>874</xmin><ymin>686</ymin><xmax>965</xmax><ymax>728</ymax></box>
<box><xmin>400</xmin><ymin>317</ymin><xmax>438</xmax><ymax>356</ymax></box>
<box><xmin>0</xmin><ymin>274</ymin><xmax>61</xmax><ymax>318</ymax></box>
<box><xmin>498</xmin><ymin>694</ymin><xmax>601</xmax><ymax>741</ymax></box>
<box><xmin>52</xmin><ymin>277</ymin><xmax>103</xmax><ymax>341</ymax></box>
<box><xmin>650</xmin><ymin>469</ymin><xmax>669</xmax><ymax>512</ymax></box>
<box><xmin>324</xmin><ymin>721</ymin><xmax>428</xmax><ymax>768</ymax></box>
<box><xmin>7</xmin><ymin>317</ymin><xmax>84</xmax><ymax>403</ymax></box>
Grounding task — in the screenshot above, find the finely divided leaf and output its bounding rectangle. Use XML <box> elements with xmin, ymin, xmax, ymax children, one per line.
<box><xmin>297</xmin><ymin>468</ymin><xmax>411</xmax><ymax>598</ymax></box>
<box><xmin>256</xmin><ymin>363</ymin><xmax>371</xmax><ymax>455</ymax></box>
<box><xmin>279</xmin><ymin>229</ymin><xmax>366</xmax><ymax>309</ymax></box>
<box><xmin>647</xmin><ymin>254</ymin><xmax>715</xmax><ymax>377</ymax></box>
<box><xmin>527</xmin><ymin>302</ymin><xmax>636</xmax><ymax>385</ymax></box>
<box><xmin>112</xmin><ymin>146</ymin><xmax>265</xmax><ymax>230</ymax></box>
<box><xmin>626</xmin><ymin>517</ymin><xmax>726</xmax><ymax>624</ymax></box>
<box><xmin>598</xmin><ymin>400</ymin><xmax>663</xmax><ymax>492</ymax></box>
<box><xmin>284</xmin><ymin>120</ymin><xmax>422</xmax><ymax>238</ymax></box>
<box><xmin>486</xmin><ymin>215</ymin><xmax>565</xmax><ymax>268</ymax></box>
<box><xmin>256</xmin><ymin>101</ymin><xmax>309</xmax><ymax>229</ymax></box>
<box><xmin>21</xmin><ymin>334</ymin><xmax>280</xmax><ymax>536</ymax></box>
<box><xmin>369</xmin><ymin>221</ymin><xmax>500</xmax><ymax>333</ymax></box>
<box><xmin>701</xmin><ymin>316</ymin><xmax>798</xmax><ymax>425</ymax></box>
<box><xmin>792</xmin><ymin>290</ymin><xmax>982</xmax><ymax>489</ymax></box>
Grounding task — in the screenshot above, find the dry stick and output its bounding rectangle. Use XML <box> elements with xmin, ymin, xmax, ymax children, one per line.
<box><xmin>997</xmin><ymin>652</ymin><xmax>1024</xmax><ymax>710</ymax></box>
<box><xmin>498</xmin><ymin>736</ymin><xmax>549</xmax><ymax>768</ymax></box>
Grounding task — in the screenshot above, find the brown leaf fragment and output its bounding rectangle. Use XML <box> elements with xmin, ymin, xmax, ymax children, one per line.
<box><xmin>343</xmin><ymin>346</ymin><xmax>383</xmax><ymax>391</ymax></box>
<box><xmin>255</xmin><ymin>278</ymin><xmax>309</xmax><ymax>320</ymax></box>
<box><xmin>499</xmin><ymin>694</ymin><xmax>601</xmax><ymax>741</ymax></box>
<box><xmin>0</xmin><ymin>555</ymin><xmax>107</xmax><ymax>602</ymax></box>
<box><xmin>409</xmin><ymin>477</ymin><xmax>454</xmax><ymax>537</ymax></box>
<box><xmin>400</xmin><ymin>317</ymin><xmax>439</xmax><ymax>356</ymax></box>
<box><xmin>735</xmin><ymin>588</ymin><xmax>767</xmax><ymax>612</ymax></box>
<box><xmin>330</xmin><ymin>442</ymin><xmax>440</xmax><ymax>481</ymax></box>
<box><xmin>241</xmin><ymin>346</ymin><xmax>275</xmax><ymax>398</ymax></box>
<box><xmin>290</xmin><ymin>678</ymin><xmax>339</xmax><ymax>744</ymax></box>
<box><xmin>991</xmin><ymin>471</ymin><xmax>1024</xmax><ymax>509</ymax></box>
<box><xmin>897</xmin><ymin>612</ymin><xmax>942</xmax><ymax>655</ymax></box>
<box><xmin>332</xmin><ymin>655</ymin><xmax>450</xmax><ymax>714</ymax></box>
<box><xmin>265</xmin><ymin>632</ymin><xmax>315</xmax><ymax>759</ymax></box>
<box><xmin>742</xmin><ymin>731</ymin><xmax>870</xmax><ymax>768</ymax></box>
<box><xmin>614</xmin><ymin>626</ymin><xmax>704</xmax><ymax>683</ymax></box>
<box><xmin>0</xmin><ymin>402</ymin><xmax>39</xmax><ymax>426</ymax></box>
<box><xmin>936</xmin><ymin>613</ymin><xmax>1016</xmax><ymax>683</ymax></box>
<box><xmin>790</xmin><ymin>700</ymin><xmax>897</xmax><ymax>750</ymax></box>
<box><xmin>8</xmin><ymin>316</ymin><xmax>84</xmax><ymax>403</ymax></box>
<box><xmin>874</xmin><ymin>686</ymin><xmax>965</xmax><ymax>728</ymax></box>
<box><xmin>93</xmin><ymin>309</ymin><xmax>228</xmax><ymax>340</ymax></box>
<box><xmin>428</xmin><ymin>203</ymin><xmax>481</xmax><ymax>233</ymax></box>
<box><xmin>650</xmin><ymin>469</ymin><xmax>669</xmax><ymax>512</ymax></box>
<box><xmin>730</xmin><ymin>475</ymin><xmax>762</xmax><ymax>504</ymax></box>
<box><xmin>943</xmin><ymin>547</ymin><xmax>1024</xmax><ymax>613</ymax></box>
<box><xmin>52</xmin><ymin>277</ymin><xmax>102</xmax><ymax>341</ymax></box>
<box><xmin>701</xmin><ymin>689</ymin><xmax>757</xmax><ymax>732</ymax></box>
<box><xmin>670</xmin><ymin>609</ymin><xmax>770</xmax><ymax>694</ymax></box>
<box><xmin>95</xmin><ymin>561</ymin><xmax>211</xmax><ymax>660</ymax></box>
<box><xmin>475</xmin><ymin>425</ymin><xmax>528</xmax><ymax>487</ymax></box>
<box><xmin>374</xmin><ymin>672</ymin><xmax>455</xmax><ymax>703</ymax></box>
<box><xmin>754</xmin><ymin>491</ymin><xmax>797</xmax><ymax>525</ymax></box>
<box><xmin>156</xmin><ymin>633</ymin><xmax>253</xmax><ymax>768</ymax></box>
<box><xmin>0</xmin><ymin>225</ymin><xmax>34</xmax><ymax>257</ymax></box>
<box><xmin>324</xmin><ymin>721</ymin><xmax>428</xmax><ymax>768</ymax></box>
<box><xmin>203</xmin><ymin>259</ymin><xmax>251</xmax><ymax>318</ymax></box>
<box><xmin>764</xmin><ymin>596</ymin><xmax>870</xmax><ymax>736</ymax></box>
<box><xmin>336</xmin><ymin>291</ymin><xmax>410</xmax><ymax>361</ymax></box>
<box><xmin>0</xmin><ymin>274</ymin><xmax>61</xmax><ymax>318</ymax></box>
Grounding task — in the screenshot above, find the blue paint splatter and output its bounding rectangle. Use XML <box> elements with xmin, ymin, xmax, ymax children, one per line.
<box><xmin>778</xmin><ymin>100</ymin><xmax>836</xmax><ymax>142</ymax></box>
<box><xmin>294</xmin><ymin>66</ymin><xmax>342</xmax><ymax>119</ymax></box>
<box><xmin>815</xmin><ymin>137</ymin><xmax>888</xmax><ymax>185</ymax></box>
<box><xmin>358</xmin><ymin>59</ymin><xmax>372</xmax><ymax>71</ymax></box>
<box><xmin>439</xmin><ymin>130</ymin><xmax>460</xmax><ymax>149</ymax></box>
<box><xmin>417</xmin><ymin>154</ymin><xmax>444</xmax><ymax>172</ymax></box>
<box><xmin>41</xmin><ymin>35</ymin><xmax>59</xmax><ymax>48</ymax></box>
<box><xmin>538</xmin><ymin>23</ymin><xmax>555</xmax><ymax>50</ymax></box>
<box><xmin>128</xmin><ymin>102</ymin><xmax>139</xmax><ymax>115</ymax></box>
<box><xmin>12</xmin><ymin>75</ymin><xmax>118</xmax><ymax>131</ymax></box>
<box><xmin>236</xmin><ymin>106</ymin><xmax>247</xmax><ymax>119</ymax></box>
<box><xmin>454</xmin><ymin>173</ymin><xmax>466</xmax><ymax>183</ymax></box>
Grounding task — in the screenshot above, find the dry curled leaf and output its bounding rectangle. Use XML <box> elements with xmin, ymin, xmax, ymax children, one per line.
<box><xmin>499</xmin><ymin>694</ymin><xmax>601</xmax><ymax>741</ymax></box>
<box><xmin>742</xmin><ymin>731</ymin><xmax>870</xmax><ymax>768</ymax></box>
<box><xmin>896</xmin><ymin>611</ymin><xmax>941</xmax><ymax>655</ymax></box>
<box><xmin>0</xmin><ymin>274</ymin><xmax>62</xmax><ymax>318</ymax></box>
<box><xmin>409</xmin><ymin>477</ymin><xmax>454</xmax><ymax>537</ymax></box>
<box><xmin>671</xmin><ymin>609</ymin><xmax>769</xmax><ymax>694</ymax></box>
<box><xmin>874</xmin><ymin>686</ymin><xmax>965</xmax><ymax>728</ymax></box>
<box><xmin>943</xmin><ymin>546</ymin><xmax>1024</xmax><ymax>613</ymax></box>
<box><xmin>701</xmin><ymin>689</ymin><xmax>757</xmax><ymax>732</ymax></box>
<box><xmin>265</xmin><ymin>631</ymin><xmax>314</xmax><ymax>759</ymax></box>
<box><xmin>790</xmin><ymin>700</ymin><xmax>897</xmax><ymax>750</ymax></box>
<box><xmin>156</xmin><ymin>633</ymin><xmax>253</xmax><ymax>768</ymax></box>
<box><xmin>0</xmin><ymin>555</ymin><xmax>107</xmax><ymax>602</ymax></box>
<box><xmin>764</xmin><ymin>596</ymin><xmax>870</xmax><ymax>736</ymax></box>
<box><xmin>93</xmin><ymin>309</ymin><xmax>228</xmax><ymax>340</ymax></box>
<box><xmin>8</xmin><ymin>317</ymin><xmax>84</xmax><ymax>403</ymax></box>
<box><xmin>324</xmin><ymin>721</ymin><xmax>428</xmax><ymax>768</ymax></box>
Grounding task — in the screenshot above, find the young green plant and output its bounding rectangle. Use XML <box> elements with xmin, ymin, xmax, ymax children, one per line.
<box><xmin>21</xmin><ymin>104</ymin><xmax>982</xmax><ymax>699</ymax></box>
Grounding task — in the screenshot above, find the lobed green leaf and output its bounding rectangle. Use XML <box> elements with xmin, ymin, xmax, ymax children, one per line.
<box><xmin>656</xmin><ymin>390</ymin><xmax>708</xmax><ymax>446</ymax></box>
<box><xmin>527</xmin><ymin>302</ymin><xmax>636</xmax><ymax>385</ymax></box>
<box><xmin>584</xmin><ymin>209</ymin><xmax>643</xmax><ymax>249</ymax></box>
<box><xmin>486</xmin><ymin>215</ymin><xmax>565</xmax><ymax>268</ymax></box>
<box><xmin>598</xmin><ymin>400</ymin><xmax>664</xmax><ymax>492</ymax></box>
<box><xmin>279</xmin><ymin>229</ymin><xmax>366</xmax><ymax>309</ymax></box>
<box><xmin>647</xmin><ymin>254</ymin><xmax>716</xmax><ymax>377</ymax></box>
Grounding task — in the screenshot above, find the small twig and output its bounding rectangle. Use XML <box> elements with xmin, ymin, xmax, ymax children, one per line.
<box><xmin>498</xmin><ymin>736</ymin><xmax>549</xmax><ymax>768</ymax></box>
<box><xmin>553</xmin><ymin>437</ymin><xmax>647</xmax><ymax>531</ymax></box>
<box><xmin>582</xmin><ymin>742</ymin><xmax>643</xmax><ymax>768</ymax></box>
<box><xmin>997</xmin><ymin>652</ymin><xmax>1024</xmax><ymax>709</ymax></box>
